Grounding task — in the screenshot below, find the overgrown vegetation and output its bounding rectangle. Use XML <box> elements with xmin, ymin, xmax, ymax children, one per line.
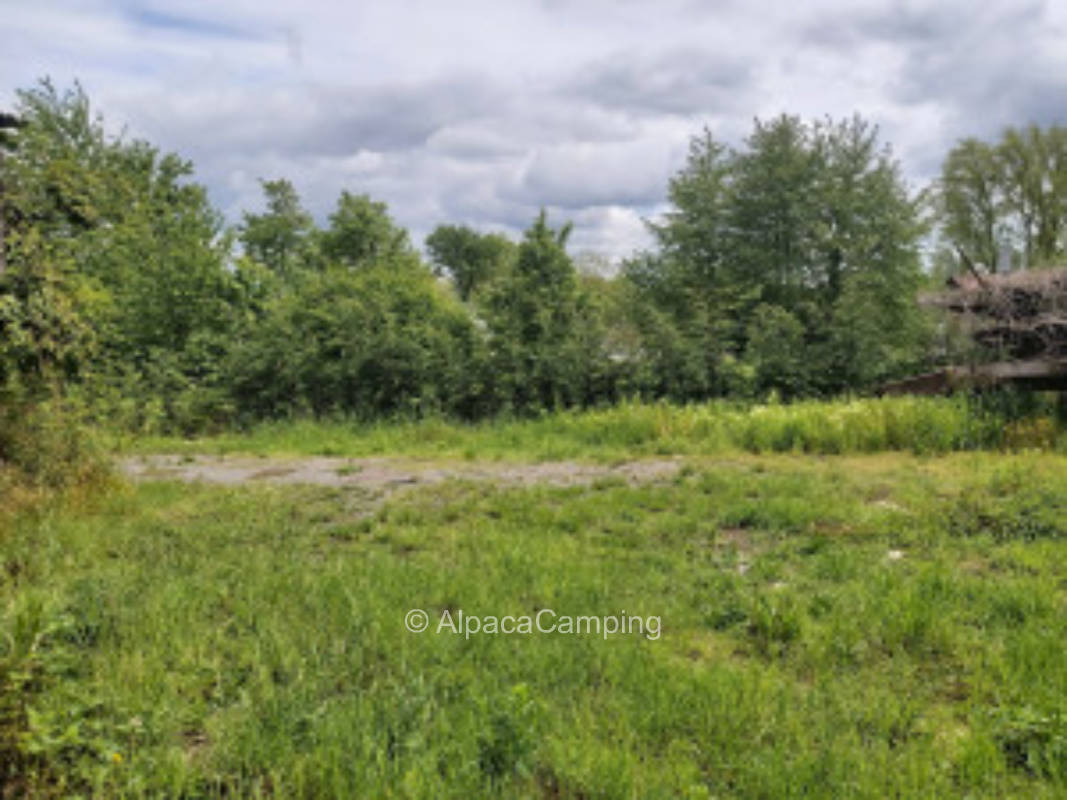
<box><xmin>4</xmin><ymin>80</ymin><xmax>1067</xmax><ymax>446</ymax></box>
<box><xmin>0</xmin><ymin>81</ymin><xmax>945</xmax><ymax>445</ymax></box>
<box><xmin>5</xmin><ymin>452</ymin><xmax>1067</xmax><ymax>796</ymax></box>
<box><xmin>5</xmin><ymin>75</ymin><xmax>1067</xmax><ymax>798</ymax></box>
<box><xmin>117</xmin><ymin>394</ymin><xmax>1054</xmax><ymax>463</ymax></box>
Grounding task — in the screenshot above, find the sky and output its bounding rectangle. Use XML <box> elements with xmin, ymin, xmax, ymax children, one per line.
<box><xmin>4</xmin><ymin>0</ymin><xmax>1066</xmax><ymax>263</ymax></box>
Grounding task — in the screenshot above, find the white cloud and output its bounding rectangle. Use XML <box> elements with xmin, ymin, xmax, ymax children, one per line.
<box><xmin>3</xmin><ymin>0</ymin><xmax>1065</xmax><ymax>261</ymax></box>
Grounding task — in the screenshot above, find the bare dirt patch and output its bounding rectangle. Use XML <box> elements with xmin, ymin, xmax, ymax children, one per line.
<box><xmin>121</xmin><ymin>454</ymin><xmax>683</xmax><ymax>494</ymax></box>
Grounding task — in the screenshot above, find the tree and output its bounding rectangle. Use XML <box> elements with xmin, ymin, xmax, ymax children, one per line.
<box><xmin>632</xmin><ymin>129</ymin><xmax>750</xmax><ymax>396</ymax></box>
<box><xmin>744</xmin><ymin>303</ymin><xmax>808</xmax><ymax>399</ymax></box>
<box><xmin>997</xmin><ymin>125</ymin><xmax>1067</xmax><ymax>266</ymax></box>
<box><xmin>649</xmin><ymin>128</ymin><xmax>734</xmax><ymax>287</ymax></box>
<box><xmin>728</xmin><ymin>115</ymin><xmax>822</xmax><ymax>309</ymax></box>
<box><xmin>0</xmin><ymin>110</ymin><xmax>22</xmax><ymax>276</ymax></box>
<box><xmin>425</xmin><ymin>224</ymin><xmax>515</xmax><ymax>301</ymax></box>
<box><xmin>1</xmin><ymin>81</ymin><xmax>110</xmax><ymax>395</ymax></box>
<box><xmin>482</xmin><ymin>211</ymin><xmax>604</xmax><ymax>412</ymax></box>
<box><xmin>228</xmin><ymin>260</ymin><xmax>483</xmax><ymax>420</ymax></box>
<box><xmin>3</xmin><ymin>79</ymin><xmax>241</xmax><ymax>432</ymax></box>
<box><xmin>811</xmin><ymin>117</ymin><xmax>929</xmax><ymax>389</ymax></box>
<box><xmin>0</xmin><ymin>229</ymin><xmax>94</xmax><ymax>396</ymax></box>
<box><xmin>939</xmin><ymin>124</ymin><xmax>1067</xmax><ymax>272</ymax></box>
<box><xmin>319</xmin><ymin>191</ymin><xmax>411</xmax><ymax>268</ymax></box>
<box><xmin>939</xmin><ymin>138</ymin><xmax>1005</xmax><ymax>271</ymax></box>
<box><xmin>630</xmin><ymin>114</ymin><xmax>926</xmax><ymax>395</ymax></box>
<box><xmin>239</xmin><ymin>178</ymin><xmax>314</xmax><ymax>278</ymax></box>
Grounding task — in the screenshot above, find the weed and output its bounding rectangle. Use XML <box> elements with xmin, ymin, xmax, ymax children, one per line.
<box><xmin>5</xmin><ymin>416</ymin><xmax>1067</xmax><ymax>796</ymax></box>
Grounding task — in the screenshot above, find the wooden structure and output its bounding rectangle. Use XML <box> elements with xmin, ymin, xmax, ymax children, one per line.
<box><xmin>882</xmin><ymin>267</ymin><xmax>1067</xmax><ymax>395</ymax></box>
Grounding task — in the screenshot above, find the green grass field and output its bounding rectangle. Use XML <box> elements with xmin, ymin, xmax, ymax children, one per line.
<box><xmin>6</xmin><ymin>401</ymin><xmax>1067</xmax><ymax>797</ymax></box>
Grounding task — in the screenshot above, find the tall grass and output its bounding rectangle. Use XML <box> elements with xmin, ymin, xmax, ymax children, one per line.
<box><xmin>117</xmin><ymin>395</ymin><xmax>1047</xmax><ymax>461</ymax></box>
<box><xmin>0</xmin><ymin>395</ymin><xmax>116</xmax><ymax>524</ymax></box>
<box><xmin>6</xmin><ymin>453</ymin><xmax>1067</xmax><ymax>795</ymax></box>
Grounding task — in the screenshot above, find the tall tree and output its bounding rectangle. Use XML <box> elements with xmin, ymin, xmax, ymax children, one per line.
<box><xmin>319</xmin><ymin>191</ymin><xmax>411</xmax><ymax>268</ymax></box>
<box><xmin>636</xmin><ymin>129</ymin><xmax>749</xmax><ymax>395</ymax></box>
<box><xmin>425</xmin><ymin>224</ymin><xmax>515</xmax><ymax>301</ymax></box>
<box><xmin>728</xmin><ymin>114</ymin><xmax>821</xmax><ymax>309</ymax></box>
<box><xmin>939</xmin><ymin>124</ymin><xmax>1067</xmax><ymax>271</ymax></box>
<box><xmin>3</xmin><ymin>79</ymin><xmax>241</xmax><ymax>431</ymax></box>
<box><xmin>483</xmin><ymin>211</ymin><xmax>603</xmax><ymax>411</ymax></box>
<box><xmin>938</xmin><ymin>139</ymin><xmax>1001</xmax><ymax>271</ymax></box>
<box><xmin>240</xmin><ymin>178</ymin><xmax>314</xmax><ymax>278</ymax></box>
<box><xmin>630</xmin><ymin>114</ymin><xmax>926</xmax><ymax>396</ymax></box>
<box><xmin>649</xmin><ymin>128</ymin><xmax>734</xmax><ymax>286</ymax></box>
<box><xmin>997</xmin><ymin>124</ymin><xmax>1067</xmax><ymax>266</ymax></box>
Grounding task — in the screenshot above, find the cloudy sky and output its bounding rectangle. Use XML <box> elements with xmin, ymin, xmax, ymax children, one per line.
<box><xmin>4</xmin><ymin>0</ymin><xmax>1066</xmax><ymax>261</ymax></box>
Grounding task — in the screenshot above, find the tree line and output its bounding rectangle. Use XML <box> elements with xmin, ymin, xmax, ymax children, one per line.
<box><xmin>2</xmin><ymin>79</ymin><xmax>1066</xmax><ymax>439</ymax></box>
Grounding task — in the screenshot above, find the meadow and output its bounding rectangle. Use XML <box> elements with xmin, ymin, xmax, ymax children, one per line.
<box><xmin>5</xmin><ymin>397</ymin><xmax>1067</xmax><ymax>797</ymax></box>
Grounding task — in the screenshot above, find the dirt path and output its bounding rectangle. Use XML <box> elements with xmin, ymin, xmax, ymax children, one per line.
<box><xmin>121</xmin><ymin>454</ymin><xmax>683</xmax><ymax>492</ymax></box>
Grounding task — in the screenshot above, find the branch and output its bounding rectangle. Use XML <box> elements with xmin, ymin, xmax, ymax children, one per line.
<box><xmin>954</xmin><ymin>244</ymin><xmax>989</xmax><ymax>289</ymax></box>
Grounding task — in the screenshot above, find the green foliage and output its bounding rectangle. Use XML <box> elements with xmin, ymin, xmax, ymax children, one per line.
<box><xmin>425</xmin><ymin>224</ymin><xmax>516</xmax><ymax>301</ymax></box>
<box><xmin>0</xmin><ymin>595</ymin><xmax>134</xmax><ymax>795</ymax></box>
<box><xmin>997</xmin><ymin>125</ymin><xmax>1067</xmax><ymax>267</ymax></box>
<box><xmin>939</xmin><ymin>138</ymin><xmax>1002</xmax><ymax>269</ymax></box>
<box><xmin>239</xmin><ymin>178</ymin><xmax>314</xmax><ymax>278</ymax></box>
<box><xmin>939</xmin><ymin>123</ymin><xmax>1067</xmax><ymax>270</ymax></box>
<box><xmin>0</xmin><ymin>229</ymin><xmax>95</xmax><ymax>394</ymax></box>
<box><xmin>0</xmin><ymin>185</ymin><xmax>106</xmax><ymax>490</ymax></box>
<box><xmin>744</xmin><ymin>304</ymin><xmax>808</xmax><ymax>399</ymax></box>
<box><xmin>481</xmin><ymin>211</ymin><xmax>608</xmax><ymax>413</ymax></box>
<box><xmin>4</xmin><ymin>79</ymin><xmax>243</xmax><ymax>436</ymax></box>
<box><xmin>0</xmin><ymin>394</ymin><xmax>110</xmax><ymax>489</ymax></box>
<box><xmin>4</xmin><ymin>77</ymin><xmax>1060</xmax><ymax>445</ymax></box>
<box><xmin>649</xmin><ymin>128</ymin><xmax>734</xmax><ymax>290</ymax></box>
<box><xmin>629</xmin><ymin>114</ymin><xmax>927</xmax><ymax>398</ymax></box>
<box><xmin>229</xmin><ymin>261</ymin><xmax>484</xmax><ymax>420</ymax></box>
<box><xmin>123</xmin><ymin>395</ymin><xmax>1026</xmax><ymax>462</ymax></box>
<box><xmin>319</xmin><ymin>190</ymin><xmax>412</xmax><ymax>269</ymax></box>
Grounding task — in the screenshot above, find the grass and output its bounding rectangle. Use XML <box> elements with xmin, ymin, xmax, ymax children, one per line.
<box><xmin>6</xmin><ymin>446</ymin><xmax>1067</xmax><ymax>797</ymax></box>
<box><xmin>109</xmin><ymin>395</ymin><xmax>1048</xmax><ymax>463</ymax></box>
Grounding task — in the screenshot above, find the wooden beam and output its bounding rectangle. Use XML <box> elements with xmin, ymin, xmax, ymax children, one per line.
<box><xmin>880</xmin><ymin>359</ymin><xmax>1067</xmax><ymax>395</ymax></box>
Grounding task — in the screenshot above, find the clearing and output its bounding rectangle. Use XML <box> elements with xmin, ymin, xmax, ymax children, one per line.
<box><xmin>7</xmin><ymin>443</ymin><xmax>1067</xmax><ymax>798</ymax></box>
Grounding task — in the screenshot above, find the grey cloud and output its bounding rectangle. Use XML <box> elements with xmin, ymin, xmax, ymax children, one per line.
<box><xmin>568</xmin><ymin>47</ymin><xmax>755</xmax><ymax>116</ymax></box>
<box><xmin>432</xmin><ymin>169</ymin><xmax>542</xmax><ymax>233</ymax></box>
<box><xmin>794</xmin><ymin>0</ymin><xmax>1054</xmax><ymax>123</ymax></box>
<box><xmin>787</xmin><ymin>0</ymin><xmax>1063</xmax><ymax>181</ymax></box>
<box><xmin>311</xmin><ymin>79</ymin><xmax>508</xmax><ymax>155</ymax></box>
<box><xmin>509</xmin><ymin>139</ymin><xmax>676</xmax><ymax>210</ymax></box>
<box><xmin>886</xmin><ymin>2</ymin><xmax>1064</xmax><ymax>137</ymax></box>
<box><xmin>801</xmin><ymin>1</ymin><xmax>970</xmax><ymax>50</ymax></box>
<box><xmin>15</xmin><ymin>0</ymin><xmax>1062</xmax><ymax>264</ymax></box>
<box><xmin>426</xmin><ymin>124</ymin><xmax>526</xmax><ymax>161</ymax></box>
<box><xmin>134</xmin><ymin>75</ymin><xmax>506</xmax><ymax>164</ymax></box>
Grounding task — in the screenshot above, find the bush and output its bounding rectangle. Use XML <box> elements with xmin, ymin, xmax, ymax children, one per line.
<box><xmin>228</xmin><ymin>262</ymin><xmax>486</xmax><ymax>421</ymax></box>
<box><xmin>0</xmin><ymin>390</ymin><xmax>111</xmax><ymax>492</ymax></box>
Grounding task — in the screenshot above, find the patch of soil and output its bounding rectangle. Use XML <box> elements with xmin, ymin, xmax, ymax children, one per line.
<box><xmin>121</xmin><ymin>454</ymin><xmax>682</xmax><ymax>495</ymax></box>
